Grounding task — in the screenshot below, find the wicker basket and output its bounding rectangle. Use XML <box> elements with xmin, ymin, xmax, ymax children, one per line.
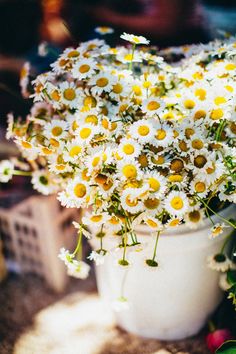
<box><xmin>0</xmin><ymin>194</ymin><xmax>80</xmax><ymax>292</ymax></box>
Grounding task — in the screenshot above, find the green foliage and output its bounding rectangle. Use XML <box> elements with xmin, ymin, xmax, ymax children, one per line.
<box><xmin>216</xmin><ymin>340</ymin><xmax>236</xmax><ymax>354</ymax></box>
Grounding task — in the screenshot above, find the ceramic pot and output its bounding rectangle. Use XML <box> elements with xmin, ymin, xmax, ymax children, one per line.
<box><xmin>90</xmin><ymin>205</ymin><xmax>235</xmax><ymax>340</ymax></box>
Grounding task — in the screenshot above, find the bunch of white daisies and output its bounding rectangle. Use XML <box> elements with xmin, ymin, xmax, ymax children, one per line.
<box><xmin>1</xmin><ymin>32</ymin><xmax>236</xmax><ymax>277</ymax></box>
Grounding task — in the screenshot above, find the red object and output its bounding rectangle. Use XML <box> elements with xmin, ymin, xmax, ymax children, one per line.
<box><xmin>206</xmin><ymin>329</ymin><xmax>233</xmax><ymax>353</ymax></box>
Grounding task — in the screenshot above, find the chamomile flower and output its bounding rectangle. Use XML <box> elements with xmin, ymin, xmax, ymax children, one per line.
<box><xmin>71</xmin><ymin>58</ymin><xmax>97</xmax><ymax>80</ymax></box>
<box><xmin>60</xmin><ymin>82</ymin><xmax>81</xmax><ymax>108</ymax></box>
<box><xmin>66</xmin><ymin>178</ymin><xmax>91</xmax><ymax>208</ymax></box>
<box><xmin>44</xmin><ymin>119</ymin><xmax>68</xmax><ymax>140</ymax></box>
<box><xmin>31</xmin><ymin>170</ymin><xmax>58</xmax><ymax>195</ymax></box>
<box><xmin>118</xmin><ymin>159</ymin><xmax>142</xmax><ymax>181</ymax></box>
<box><xmin>152</xmin><ymin>123</ymin><xmax>174</xmax><ymax>147</ymax></box>
<box><xmin>143</xmin><ymin>196</ymin><xmax>162</xmax><ymax>215</ymax></box>
<box><xmin>120</xmin><ymin>189</ymin><xmax>144</xmax><ymax>214</ymax></box>
<box><xmin>67</xmin><ymin>260</ymin><xmax>90</xmax><ymax>279</ymax></box>
<box><xmin>95</xmin><ymin>26</ymin><xmax>114</xmax><ymax>35</ymax></box>
<box><xmin>165</xmin><ymin>191</ymin><xmax>189</xmax><ymax>217</ymax></box>
<box><xmin>82</xmin><ymin>212</ymin><xmax>110</xmax><ymax>227</ymax></box>
<box><xmin>184</xmin><ymin>209</ymin><xmax>205</xmax><ymax>229</ymax></box>
<box><xmin>129</xmin><ymin>119</ymin><xmax>155</xmax><ymax>144</ymax></box>
<box><xmin>0</xmin><ymin>160</ymin><xmax>14</xmax><ymax>183</ymax></box>
<box><xmin>116</xmin><ymin>48</ymin><xmax>142</xmax><ymax>64</ymax></box>
<box><xmin>118</xmin><ymin>138</ymin><xmax>141</xmax><ymax>159</ymax></box>
<box><xmin>89</xmin><ymin>72</ymin><xmax>115</xmax><ymax>95</ymax></box>
<box><xmin>209</xmin><ymin>223</ymin><xmax>228</xmax><ymax>239</ymax></box>
<box><xmin>207</xmin><ymin>253</ymin><xmax>232</xmax><ymax>272</ymax></box>
<box><xmin>63</xmin><ymin>139</ymin><xmax>84</xmax><ymax>162</ymax></box>
<box><xmin>87</xmin><ymin>250</ymin><xmax>106</xmax><ymax>265</ymax></box>
<box><xmin>75</xmin><ymin>124</ymin><xmax>98</xmax><ymax>144</ymax></box>
<box><xmin>145</xmin><ymin>171</ymin><xmax>167</xmax><ymax>198</ymax></box>
<box><xmin>190</xmin><ymin>178</ymin><xmax>209</xmax><ymax>198</ymax></box>
<box><xmin>141</xmin><ymin>97</ymin><xmax>165</xmax><ymax>116</ymax></box>
<box><xmin>120</xmin><ymin>32</ymin><xmax>150</xmax><ymax>45</ymax></box>
<box><xmin>144</xmin><ymin>215</ymin><xmax>163</xmax><ymax>231</ymax></box>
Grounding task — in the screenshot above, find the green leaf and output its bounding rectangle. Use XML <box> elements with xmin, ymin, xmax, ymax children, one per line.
<box><xmin>227</xmin><ymin>270</ymin><xmax>236</xmax><ymax>286</ymax></box>
<box><xmin>216</xmin><ymin>340</ymin><xmax>236</xmax><ymax>354</ymax></box>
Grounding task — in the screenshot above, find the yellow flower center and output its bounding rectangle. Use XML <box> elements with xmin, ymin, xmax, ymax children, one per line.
<box><xmin>113</xmin><ymin>83</ymin><xmax>123</xmax><ymax>94</ymax></box>
<box><xmin>50</xmin><ymin>138</ymin><xmax>60</xmax><ymax>147</ymax></box>
<box><xmin>63</xmin><ymin>88</ymin><xmax>76</xmax><ymax>101</ymax></box>
<box><xmin>179</xmin><ymin>140</ymin><xmax>188</xmax><ymax>152</ymax></box>
<box><xmin>210</xmin><ymin>108</ymin><xmax>224</xmax><ymax>120</ymax></box>
<box><xmin>194</xmin><ymin>110</ymin><xmax>206</xmax><ymax>120</ymax></box>
<box><xmin>96</xmin><ymin>77</ymin><xmax>108</xmax><ymax>87</ymax></box>
<box><xmin>138</xmin><ymin>154</ymin><xmax>148</xmax><ymax>167</ymax></box>
<box><xmin>138</xmin><ymin>125</ymin><xmax>150</xmax><ymax>136</ymax></box>
<box><xmin>68</xmin><ymin>50</ymin><xmax>80</xmax><ymax>58</ymax></box>
<box><xmin>185</xmin><ymin>128</ymin><xmax>195</xmax><ymax>138</ymax></box>
<box><xmin>51</xmin><ymin>126</ymin><xmax>63</xmax><ymax>137</ymax></box>
<box><xmin>170</xmin><ymin>196</ymin><xmax>184</xmax><ymax>210</ymax></box>
<box><xmin>51</xmin><ymin>90</ymin><xmax>60</xmax><ymax>101</ymax></box>
<box><xmin>214</xmin><ymin>96</ymin><xmax>226</xmax><ymax>105</ymax></box>
<box><xmin>192</xmin><ymin>139</ymin><xmax>204</xmax><ymax>150</ymax></box>
<box><xmin>144</xmin><ymin>198</ymin><xmax>160</xmax><ymax>210</ymax></box>
<box><xmin>92</xmin><ymin>156</ymin><xmax>100</xmax><ymax>167</ymax></box>
<box><xmin>169</xmin><ymin>218</ymin><xmax>180</xmax><ymax>227</ymax></box>
<box><xmin>225</xmin><ymin>63</ymin><xmax>236</xmax><ymax>70</ymax></box>
<box><xmin>79</xmin><ymin>127</ymin><xmax>92</xmax><ymax>139</ymax></box>
<box><xmin>188</xmin><ymin>210</ymin><xmax>201</xmax><ymax>222</ymax></box>
<box><xmin>85</xmin><ymin>115</ymin><xmax>98</xmax><ymax>125</ymax></box>
<box><xmin>168</xmin><ymin>174</ymin><xmax>183</xmax><ymax>182</ymax></box>
<box><xmin>132</xmin><ymin>85</ymin><xmax>142</xmax><ymax>95</ymax></box>
<box><xmin>90</xmin><ymin>215</ymin><xmax>103</xmax><ymax>222</ymax></box>
<box><xmin>225</xmin><ymin>85</ymin><xmax>234</xmax><ymax>93</ymax></box>
<box><xmin>42</xmin><ymin>147</ymin><xmax>53</xmax><ymax>155</ymax></box>
<box><xmin>21</xmin><ymin>141</ymin><xmax>32</xmax><ymax>149</ymax></box>
<box><xmin>184</xmin><ymin>99</ymin><xmax>195</xmax><ymax>109</ymax></box>
<box><xmin>123</xmin><ymin>144</ymin><xmax>134</xmax><ymax>155</ymax></box>
<box><xmin>69</xmin><ymin>146</ymin><xmax>82</xmax><ymax>157</ymax></box>
<box><xmin>146</xmin><ymin>219</ymin><xmax>158</xmax><ymax>228</ymax></box>
<box><xmin>195</xmin><ymin>88</ymin><xmax>206</xmax><ymax>100</ymax></box>
<box><xmin>147</xmin><ymin>101</ymin><xmax>160</xmax><ymax>111</ymax></box>
<box><xmin>194</xmin><ymin>155</ymin><xmax>207</xmax><ymax>168</ymax></box>
<box><xmin>195</xmin><ymin>182</ymin><xmax>206</xmax><ymax>193</ymax></box>
<box><xmin>148</xmin><ymin>178</ymin><xmax>160</xmax><ymax>192</ymax></box>
<box><xmin>79</xmin><ymin>64</ymin><xmax>90</xmax><ymax>73</ymax></box>
<box><xmin>124</xmin><ymin>53</ymin><xmax>133</xmax><ymax>61</ymax></box>
<box><xmin>155</xmin><ymin>129</ymin><xmax>166</xmax><ymax>140</ymax></box>
<box><xmin>109</xmin><ymin>216</ymin><xmax>119</xmax><ymax>225</ymax></box>
<box><xmin>74</xmin><ymin>183</ymin><xmax>86</xmax><ymax>198</ymax></box>
<box><xmin>125</xmin><ymin>196</ymin><xmax>138</xmax><ymax>207</ymax></box>
<box><xmin>122</xmin><ymin>165</ymin><xmax>137</xmax><ymax>179</ymax></box>
<box><xmin>83</xmin><ymin>96</ymin><xmax>97</xmax><ymax>107</ymax></box>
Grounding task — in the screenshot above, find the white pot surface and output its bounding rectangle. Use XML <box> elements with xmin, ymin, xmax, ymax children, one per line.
<box><xmin>90</xmin><ymin>205</ymin><xmax>236</xmax><ymax>340</ymax></box>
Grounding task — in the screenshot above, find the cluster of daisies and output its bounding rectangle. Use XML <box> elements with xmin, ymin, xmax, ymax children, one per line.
<box><xmin>1</xmin><ymin>32</ymin><xmax>236</xmax><ymax>280</ymax></box>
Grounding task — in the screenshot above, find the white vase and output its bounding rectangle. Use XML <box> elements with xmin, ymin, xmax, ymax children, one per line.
<box><xmin>90</xmin><ymin>205</ymin><xmax>235</xmax><ymax>340</ymax></box>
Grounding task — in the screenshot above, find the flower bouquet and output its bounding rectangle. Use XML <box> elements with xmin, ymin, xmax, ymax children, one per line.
<box><xmin>1</xmin><ymin>30</ymin><xmax>236</xmax><ymax>339</ymax></box>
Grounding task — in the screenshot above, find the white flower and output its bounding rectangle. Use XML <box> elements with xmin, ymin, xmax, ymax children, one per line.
<box><xmin>67</xmin><ymin>260</ymin><xmax>90</xmax><ymax>279</ymax></box>
<box><xmin>141</xmin><ymin>97</ymin><xmax>165</xmax><ymax>116</ymax></box>
<box><xmin>31</xmin><ymin>170</ymin><xmax>58</xmax><ymax>195</ymax></box>
<box><xmin>209</xmin><ymin>223</ymin><xmax>229</xmax><ymax>239</ymax></box>
<box><xmin>129</xmin><ymin>119</ymin><xmax>155</xmax><ymax>144</ymax></box>
<box><xmin>112</xmin><ymin>296</ymin><xmax>130</xmax><ymax>312</ymax></box>
<box><xmin>184</xmin><ymin>209</ymin><xmax>205</xmax><ymax>229</ymax></box>
<box><xmin>71</xmin><ymin>58</ymin><xmax>97</xmax><ymax>80</ymax></box>
<box><xmin>207</xmin><ymin>254</ymin><xmax>232</xmax><ymax>272</ymax></box>
<box><xmin>44</xmin><ymin>119</ymin><xmax>68</xmax><ymax>140</ymax></box>
<box><xmin>87</xmin><ymin>250</ymin><xmax>106</xmax><ymax>266</ymax></box>
<box><xmin>164</xmin><ymin>191</ymin><xmax>189</xmax><ymax>217</ymax></box>
<box><xmin>0</xmin><ymin>160</ymin><xmax>14</xmax><ymax>183</ymax></box>
<box><xmin>118</xmin><ymin>138</ymin><xmax>141</xmax><ymax>159</ymax></box>
<box><xmin>120</xmin><ymin>32</ymin><xmax>149</xmax><ymax>45</ymax></box>
<box><xmin>89</xmin><ymin>72</ymin><xmax>115</xmax><ymax>95</ymax></box>
<box><xmin>219</xmin><ymin>273</ymin><xmax>231</xmax><ymax>291</ymax></box>
<box><xmin>95</xmin><ymin>26</ymin><xmax>114</xmax><ymax>35</ymax></box>
<box><xmin>58</xmin><ymin>247</ymin><xmax>73</xmax><ymax>266</ymax></box>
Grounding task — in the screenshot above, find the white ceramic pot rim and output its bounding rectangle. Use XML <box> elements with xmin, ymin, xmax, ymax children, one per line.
<box><xmin>135</xmin><ymin>204</ymin><xmax>235</xmax><ymax>238</ymax></box>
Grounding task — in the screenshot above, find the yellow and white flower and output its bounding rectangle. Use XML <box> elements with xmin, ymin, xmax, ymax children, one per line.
<box><xmin>120</xmin><ymin>32</ymin><xmax>150</xmax><ymax>45</ymax></box>
<box><xmin>165</xmin><ymin>191</ymin><xmax>189</xmax><ymax>217</ymax></box>
<box><xmin>71</xmin><ymin>58</ymin><xmax>97</xmax><ymax>80</ymax></box>
<box><xmin>129</xmin><ymin>119</ymin><xmax>155</xmax><ymax>144</ymax></box>
<box><xmin>141</xmin><ymin>97</ymin><xmax>165</xmax><ymax>116</ymax></box>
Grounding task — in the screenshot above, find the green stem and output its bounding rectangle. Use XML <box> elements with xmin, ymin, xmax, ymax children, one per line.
<box><xmin>152</xmin><ymin>231</ymin><xmax>160</xmax><ymax>261</ymax></box>
<box><xmin>72</xmin><ymin>226</ymin><xmax>83</xmax><ymax>258</ymax></box>
<box><xmin>196</xmin><ymin>195</ymin><xmax>236</xmax><ymax>229</ymax></box>
<box><xmin>128</xmin><ymin>43</ymin><xmax>136</xmax><ymax>71</ymax></box>
<box><xmin>13</xmin><ymin>170</ymin><xmax>32</xmax><ymax>177</ymax></box>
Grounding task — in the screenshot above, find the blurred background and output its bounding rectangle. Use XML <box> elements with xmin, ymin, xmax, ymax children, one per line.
<box><xmin>0</xmin><ymin>1</ymin><xmax>236</xmax><ymax>353</ymax></box>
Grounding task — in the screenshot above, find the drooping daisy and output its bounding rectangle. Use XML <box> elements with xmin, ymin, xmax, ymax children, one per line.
<box><xmin>120</xmin><ymin>32</ymin><xmax>150</xmax><ymax>45</ymax></box>
<box><xmin>129</xmin><ymin>119</ymin><xmax>155</xmax><ymax>144</ymax></box>
<box><xmin>71</xmin><ymin>58</ymin><xmax>97</xmax><ymax>80</ymax></box>
<box><xmin>141</xmin><ymin>97</ymin><xmax>165</xmax><ymax>116</ymax></box>
<box><xmin>67</xmin><ymin>260</ymin><xmax>90</xmax><ymax>279</ymax></box>
<box><xmin>184</xmin><ymin>209</ymin><xmax>205</xmax><ymax>229</ymax></box>
<box><xmin>0</xmin><ymin>160</ymin><xmax>14</xmax><ymax>183</ymax></box>
<box><xmin>165</xmin><ymin>191</ymin><xmax>189</xmax><ymax>217</ymax></box>
<box><xmin>207</xmin><ymin>253</ymin><xmax>232</xmax><ymax>272</ymax></box>
<box><xmin>209</xmin><ymin>223</ymin><xmax>228</xmax><ymax>239</ymax></box>
<box><xmin>87</xmin><ymin>250</ymin><xmax>106</xmax><ymax>266</ymax></box>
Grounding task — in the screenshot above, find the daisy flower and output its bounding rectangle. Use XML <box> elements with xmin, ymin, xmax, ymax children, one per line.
<box><xmin>75</xmin><ymin>124</ymin><xmax>98</xmax><ymax>144</ymax></box>
<box><xmin>129</xmin><ymin>119</ymin><xmax>155</xmax><ymax>144</ymax></box>
<box><xmin>143</xmin><ymin>196</ymin><xmax>162</xmax><ymax>215</ymax></box>
<box><xmin>31</xmin><ymin>170</ymin><xmax>58</xmax><ymax>195</ymax></box>
<box><xmin>184</xmin><ymin>209</ymin><xmax>205</xmax><ymax>229</ymax></box>
<box><xmin>120</xmin><ymin>189</ymin><xmax>144</xmax><ymax>214</ymax></box>
<box><xmin>89</xmin><ymin>72</ymin><xmax>115</xmax><ymax>95</ymax></box>
<box><xmin>118</xmin><ymin>138</ymin><xmax>141</xmax><ymax>159</ymax></box>
<box><xmin>67</xmin><ymin>260</ymin><xmax>90</xmax><ymax>279</ymax></box>
<box><xmin>82</xmin><ymin>212</ymin><xmax>110</xmax><ymax>228</ymax></box>
<box><xmin>116</xmin><ymin>48</ymin><xmax>142</xmax><ymax>64</ymax></box>
<box><xmin>66</xmin><ymin>178</ymin><xmax>91</xmax><ymax>208</ymax></box>
<box><xmin>152</xmin><ymin>123</ymin><xmax>174</xmax><ymax>148</ymax></box>
<box><xmin>145</xmin><ymin>171</ymin><xmax>167</xmax><ymax>198</ymax></box>
<box><xmin>118</xmin><ymin>160</ymin><xmax>142</xmax><ymax>181</ymax></box>
<box><xmin>165</xmin><ymin>191</ymin><xmax>189</xmax><ymax>217</ymax></box>
<box><xmin>95</xmin><ymin>26</ymin><xmax>114</xmax><ymax>35</ymax></box>
<box><xmin>44</xmin><ymin>120</ymin><xmax>68</xmax><ymax>140</ymax></box>
<box><xmin>60</xmin><ymin>82</ymin><xmax>81</xmax><ymax>108</ymax></box>
<box><xmin>144</xmin><ymin>215</ymin><xmax>163</xmax><ymax>231</ymax></box>
<box><xmin>120</xmin><ymin>32</ymin><xmax>150</xmax><ymax>45</ymax></box>
<box><xmin>141</xmin><ymin>97</ymin><xmax>165</xmax><ymax>116</ymax></box>
<box><xmin>209</xmin><ymin>223</ymin><xmax>228</xmax><ymax>239</ymax></box>
<box><xmin>71</xmin><ymin>58</ymin><xmax>97</xmax><ymax>80</ymax></box>
<box><xmin>207</xmin><ymin>253</ymin><xmax>232</xmax><ymax>272</ymax></box>
<box><xmin>190</xmin><ymin>178</ymin><xmax>209</xmax><ymax>198</ymax></box>
<box><xmin>63</xmin><ymin>139</ymin><xmax>84</xmax><ymax>162</ymax></box>
<box><xmin>0</xmin><ymin>160</ymin><xmax>14</xmax><ymax>183</ymax></box>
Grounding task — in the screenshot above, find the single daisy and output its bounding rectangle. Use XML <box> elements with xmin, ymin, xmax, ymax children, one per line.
<box><xmin>120</xmin><ymin>32</ymin><xmax>150</xmax><ymax>45</ymax></box>
<box><xmin>164</xmin><ymin>191</ymin><xmax>189</xmax><ymax>217</ymax></box>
